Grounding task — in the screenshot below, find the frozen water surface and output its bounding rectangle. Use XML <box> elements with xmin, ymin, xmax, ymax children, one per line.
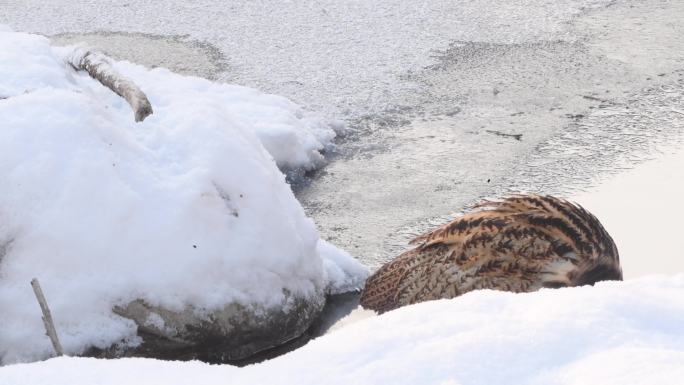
<box><xmin>1</xmin><ymin>0</ymin><xmax>614</xmax><ymax>116</ymax></box>
<box><xmin>298</xmin><ymin>0</ymin><xmax>684</xmax><ymax>269</ymax></box>
<box><xmin>2</xmin><ymin>0</ymin><xmax>683</xmax><ymax>273</ymax></box>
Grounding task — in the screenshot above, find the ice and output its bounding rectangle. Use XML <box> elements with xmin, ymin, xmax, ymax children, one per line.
<box><xmin>0</xmin><ymin>0</ymin><xmax>613</xmax><ymax>117</ymax></box>
<box><xmin>295</xmin><ymin>0</ymin><xmax>684</xmax><ymax>267</ymax></box>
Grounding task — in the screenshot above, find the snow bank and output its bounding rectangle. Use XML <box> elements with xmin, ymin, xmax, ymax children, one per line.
<box><xmin>2</xmin><ymin>275</ymin><xmax>683</xmax><ymax>385</ymax></box>
<box><xmin>318</xmin><ymin>240</ymin><xmax>369</xmax><ymax>295</ymax></box>
<box><xmin>105</xmin><ymin>60</ymin><xmax>343</xmax><ymax>170</ymax></box>
<box><xmin>0</xmin><ymin>28</ymin><xmax>367</xmax><ymax>364</ymax></box>
<box><xmin>0</xmin><ymin>26</ymin><xmax>341</xmax><ymax>171</ymax></box>
<box><xmin>573</xmin><ymin>145</ymin><xmax>684</xmax><ymax>278</ymax></box>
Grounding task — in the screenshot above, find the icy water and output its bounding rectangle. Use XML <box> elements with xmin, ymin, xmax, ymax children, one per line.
<box><xmin>299</xmin><ymin>0</ymin><xmax>684</xmax><ymax>272</ymax></box>
<box><xmin>3</xmin><ymin>0</ymin><xmax>683</xmax><ymax>276</ymax></box>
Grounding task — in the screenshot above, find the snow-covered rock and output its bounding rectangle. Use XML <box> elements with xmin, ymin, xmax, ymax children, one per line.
<box><xmin>101</xmin><ymin>293</ymin><xmax>325</xmax><ymax>362</ymax></box>
<box><xmin>1</xmin><ymin>275</ymin><xmax>683</xmax><ymax>385</ymax></box>
<box><xmin>0</xmin><ymin>28</ymin><xmax>368</xmax><ymax>364</ymax></box>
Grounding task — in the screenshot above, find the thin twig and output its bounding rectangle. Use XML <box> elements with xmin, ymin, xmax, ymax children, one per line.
<box><xmin>486</xmin><ymin>130</ymin><xmax>523</xmax><ymax>141</ymax></box>
<box><xmin>30</xmin><ymin>278</ymin><xmax>64</xmax><ymax>356</ymax></box>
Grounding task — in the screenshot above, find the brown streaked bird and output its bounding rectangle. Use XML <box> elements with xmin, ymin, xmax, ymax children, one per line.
<box><xmin>360</xmin><ymin>194</ymin><xmax>622</xmax><ymax>314</ymax></box>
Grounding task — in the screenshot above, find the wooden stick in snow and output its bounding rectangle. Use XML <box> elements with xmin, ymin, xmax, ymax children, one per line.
<box><xmin>30</xmin><ymin>278</ymin><xmax>64</xmax><ymax>356</ymax></box>
<box><xmin>65</xmin><ymin>48</ymin><xmax>153</xmax><ymax>122</ymax></box>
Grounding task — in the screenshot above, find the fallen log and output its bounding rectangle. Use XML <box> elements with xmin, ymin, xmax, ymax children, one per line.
<box><xmin>65</xmin><ymin>48</ymin><xmax>153</xmax><ymax>122</ymax></box>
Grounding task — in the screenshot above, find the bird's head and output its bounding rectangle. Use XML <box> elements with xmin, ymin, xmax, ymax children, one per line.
<box><xmin>571</xmin><ymin>259</ymin><xmax>623</xmax><ymax>287</ymax></box>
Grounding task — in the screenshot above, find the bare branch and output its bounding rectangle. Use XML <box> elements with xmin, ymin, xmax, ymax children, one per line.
<box><xmin>30</xmin><ymin>278</ymin><xmax>64</xmax><ymax>356</ymax></box>
<box><xmin>65</xmin><ymin>48</ymin><xmax>153</xmax><ymax>122</ymax></box>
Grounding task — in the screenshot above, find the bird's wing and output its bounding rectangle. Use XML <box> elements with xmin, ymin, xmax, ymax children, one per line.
<box><xmin>360</xmin><ymin>195</ymin><xmax>619</xmax><ymax>313</ymax></box>
<box><xmin>359</xmin><ymin>247</ymin><xmax>423</xmax><ymax>313</ymax></box>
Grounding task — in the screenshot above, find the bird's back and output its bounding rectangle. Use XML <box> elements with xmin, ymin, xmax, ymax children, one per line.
<box><xmin>360</xmin><ymin>195</ymin><xmax>622</xmax><ymax>313</ymax></box>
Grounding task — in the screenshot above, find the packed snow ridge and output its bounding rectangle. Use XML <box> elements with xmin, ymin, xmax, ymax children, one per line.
<box><xmin>0</xmin><ymin>27</ymin><xmax>367</xmax><ymax>364</ymax></box>
<box><xmin>2</xmin><ymin>275</ymin><xmax>684</xmax><ymax>385</ymax></box>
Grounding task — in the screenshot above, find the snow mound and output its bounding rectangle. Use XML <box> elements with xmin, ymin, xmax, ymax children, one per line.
<box><xmin>105</xmin><ymin>60</ymin><xmax>343</xmax><ymax>170</ymax></box>
<box><xmin>0</xmin><ymin>29</ymin><xmax>367</xmax><ymax>364</ymax></box>
<box><xmin>1</xmin><ymin>29</ymin><xmax>341</xmax><ymax>171</ymax></box>
<box><xmin>318</xmin><ymin>239</ymin><xmax>369</xmax><ymax>295</ymax></box>
<box><xmin>1</xmin><ymin>276</ymin><xmax>683</xmax><ymax>384</ymax></box>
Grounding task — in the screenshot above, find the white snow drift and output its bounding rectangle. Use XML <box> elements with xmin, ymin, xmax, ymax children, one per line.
<box><xmin>2</xmin><ymin>275</ymin><xmax>684</xmax><ymax>385</ymax></box>
<box><xmin>0</xmin><ymin>28</ymin><xmax>367</xmax><ymax>364</ymax></box>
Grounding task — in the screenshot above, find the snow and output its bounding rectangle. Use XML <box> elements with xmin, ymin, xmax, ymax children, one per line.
<box><xmin>318</xmin><ymin>239</ymin><xmax>369</xmax><ymax>295</ymax></box>
<box><xmin>2</xmin><ymin>275</ymin><xmax>684</xmax><ymax>385</ymax></box>
<box><xmin>1</xmin><ymin>10</ymin><xmax>683</xmax><ymax>382</ymax></box>
<box><xmin>1</xmin><ymin>29</ymin><xmax>340</xmax><ymax>171</ymax></box>
<box><xmin>2</xmin><ymin>64</ymin><xmax>681</xmax><ymax>378</ymax></box>
<box><xmin>0</xmin><ymin>28</ymin><xmax>367</xmax><ymax>364</ymax></box>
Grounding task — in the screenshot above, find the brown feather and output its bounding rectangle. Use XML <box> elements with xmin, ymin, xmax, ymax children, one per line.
<box><xmin>360</xmin><ymin>194</ymin><xmax>622</xmax><ymax>313</ymax></box>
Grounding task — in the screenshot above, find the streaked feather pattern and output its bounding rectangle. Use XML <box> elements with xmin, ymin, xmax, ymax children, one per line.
<box><xmin>360</xmin><ymin>194</ymin><xmax>622</xmax><ymax>313</ymax></box>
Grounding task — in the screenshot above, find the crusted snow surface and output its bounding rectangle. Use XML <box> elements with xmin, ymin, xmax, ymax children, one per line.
<box><xmin>1</xmin><ymin>275</ymin><xmax>683</xmax><ymax>385</ymax></box>
<box><xmin>0</xmin><ymin>28</ymin><xmax>367</xmax><ymax>364</ymax></box>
